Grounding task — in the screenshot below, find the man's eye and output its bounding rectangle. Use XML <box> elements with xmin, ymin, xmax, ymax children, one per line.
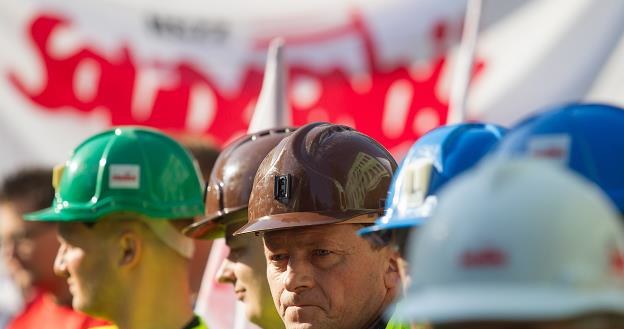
<box><xmin>269</xmin><ymin>254</ymin><xmax>289</xmax><ymax>262</ymax></box>
<box><xmin>313</xmin><ymin>249</ymin><xmax>331</xmax><ymax>256</ymax></box>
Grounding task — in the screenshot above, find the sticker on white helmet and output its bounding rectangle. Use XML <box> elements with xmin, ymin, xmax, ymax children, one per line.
<box><xmin>109</xmin><ymin>164</ymin><xmax>140</xmax><ymax>189</ymax></box>
<box><xmin>527</xmin><ymin>134</ymin><xmax>571</xmax><ymax>164</ymax></box>
<box><xmin>461</xmin><ymin>246</ymin><xmax>507</xmax><ymax>268</ymax></box>
<box><xmin>611</xmin><ymin>248</ymin><xmax>624</xmax><ymax>277</ymax></box>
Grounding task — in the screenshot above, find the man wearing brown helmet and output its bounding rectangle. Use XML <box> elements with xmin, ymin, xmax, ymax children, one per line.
<box><xmin>234</xmin><ymin>122</ymin><xmax>404</xmax><ymax>329</ymax></box>
<box><xmin>184</xmin><ymin>128</ymin><xmax>294</xmax><ymax>329</ymax></box>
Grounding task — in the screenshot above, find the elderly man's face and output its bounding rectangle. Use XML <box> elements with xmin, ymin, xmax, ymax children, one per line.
<box><xmin>263</xmin><ymin>224</ymin><xmax>398</xmax><ymax>329</ymax></box>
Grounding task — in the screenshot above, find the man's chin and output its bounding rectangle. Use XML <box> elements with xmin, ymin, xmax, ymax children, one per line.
<box><xmin>245</xmin><ymin>308</ymin><xmax>262</xmax><ymax>327</ymax></box>
<box><xmin>72</xmin><ymin>297</ymin><xmax>96</xmax><ymax>316</ymax></box>
<box><xmin>284</xmin><ymin>306</ymin><xmax>325</xmax><ymax>328</ymax></box>
<box><xmin>72</xmin><ymin>298</ymin><xmax>85</xmax><ymax>312</ymax></box>
<box><xmin>283</xmin><ymin>322</ymin><xmax>314</xmax><ymax>329</ymax></box>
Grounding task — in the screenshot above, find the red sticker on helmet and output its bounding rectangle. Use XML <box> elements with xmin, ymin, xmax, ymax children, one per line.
<box><xmin>611</xmin><ymin>249</ymin><xmax>624</xmax><ymax>276</ymax></box>
<box><xmin>461</xmin><ymin>247</ymin><xmax>507</xmax><ymax>268</ymax></box>
<box><xmin>109</xmin><ymin>164</ymin><xmax>140</xmax><ymax>189</ymax></box>
<box><xmin>527</xmin><ymin>134</ymin><xmax>571</xmax><ymax>163</ymax></box>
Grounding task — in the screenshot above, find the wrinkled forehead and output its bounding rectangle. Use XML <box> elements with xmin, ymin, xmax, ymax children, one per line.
<box><xmin>263</xmin><ymin>224</ymin><xmax>363</xmax><ymax>249</ymax></box>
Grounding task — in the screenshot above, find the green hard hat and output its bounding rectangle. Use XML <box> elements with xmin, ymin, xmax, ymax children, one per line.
<box><xmin>26</xmin><ymin>126</ymin><xmax>205</xmax><ymax>222</ymax></box>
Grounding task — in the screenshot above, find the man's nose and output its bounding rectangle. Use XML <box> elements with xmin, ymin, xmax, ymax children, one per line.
<box><xmin>283</xmin><ymin>256</ymin><xmax>315</xmax><ymax>293</ymax></box>
<box><xmin>216</xmin><ymin>258</ymin><xmax>236</xmax><ymax>284</ymax></box>
<box><xmin>53</xmin><ymin>245</ymin><xmax>69</xmax><ymax>278</ymax></box>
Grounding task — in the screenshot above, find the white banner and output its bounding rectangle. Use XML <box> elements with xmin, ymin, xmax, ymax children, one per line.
<box><xmin>0</xmin><ymin>0</ymin><xmax>467</xmax><ymax>180</ymax></box>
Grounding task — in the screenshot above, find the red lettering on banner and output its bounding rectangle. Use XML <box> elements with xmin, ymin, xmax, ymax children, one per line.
<box><xmin>8</xmin><ymin>12</ymin><xmax>484</xmax><ymax>150</ymax></box>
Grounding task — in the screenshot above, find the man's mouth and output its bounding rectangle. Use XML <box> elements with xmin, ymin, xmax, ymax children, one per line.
<box><xmin>234</xmin><ymin>289</ymin><xmax>246</xmax><ymax>301</ymax></box>
<box><xmin>66</xmin><ymin>279</ymin><xmax>76</xmax><ymax>293</ymax></box>
<box><xmin>284</xmin><ymin>303</ymin><xmax>323</xmax><ymax>311</ymax></box>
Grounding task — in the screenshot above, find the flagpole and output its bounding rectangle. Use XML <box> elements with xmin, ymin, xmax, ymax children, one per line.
<box><xmin>448</xmin><ymin>0</ymin><xmax>483</xmax><ymax>124</ymax></box>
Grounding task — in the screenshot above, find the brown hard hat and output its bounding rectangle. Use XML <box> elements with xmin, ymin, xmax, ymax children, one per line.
<box><xmin>234</xmin><ymin>122</ymin><xmax>397</xmax><ymax>235</ymax></box>
<box><xmin>184</xmin><ymin>127</ymin><xmax>295</xmax><ymax>239</ymax></box>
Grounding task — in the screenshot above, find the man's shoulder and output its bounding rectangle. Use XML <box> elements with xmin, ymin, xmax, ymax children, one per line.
<box><xmin>88</xmin><ymin>325</ymin><xmax>209</xmax><ymax>329</ymax></box>
<box><xmin>182</xmin><ymin>314</ymin><xmax>210</xmax><ymax>329</ymax></box>
<box><xmin>87</xmin><ymin>316</ymin><xmax>209</xmax><ymax>329</ymax></box>
<box><xmin>190</xmin><ymin>315</ymin><xmax>209</xmax><ymax>329</ymax></box>
<box><xmin>387</xmin><ymin>320</ymin><xmax>429</xmax><ymax>329</ymax></box>
<box><xmin>385</xmin><ymin>320</ymin><xmax>411</xmax><ymax>329</ymax></box>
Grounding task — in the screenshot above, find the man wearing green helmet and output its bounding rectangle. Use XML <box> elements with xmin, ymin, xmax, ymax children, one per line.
<box><xmin>26</xmin><ymin>127</ymin><xmax>209</xmax><ymax>329</ymax></box>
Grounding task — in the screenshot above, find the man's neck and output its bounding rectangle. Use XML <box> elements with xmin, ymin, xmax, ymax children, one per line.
<box><xmin>111</xmin><ymin>270</ymin><xmax>194</xmax><ymax>329</ymax></box>
<box><xmin>361</xmin><ymin>287</ymin><xmax>398</xmax><ymax>329</ymax></box>
<box><xmin>256</xmin><ymin>312</ymin><xmax>286</xmax><ymax>329</ymax></box>
<box><xmin>363</xmin><ymin>315</ymin><xmax>387</xmax><ymax>329</ymax></box>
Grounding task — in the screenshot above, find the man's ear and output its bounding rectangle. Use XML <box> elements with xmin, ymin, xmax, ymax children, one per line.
<box><xmin>384</xmin><ymin>248</ymin><xmax>401</xmax><ymax>290</ymax></box>
<box><xmin>117</xmin><ymin>231</ymin><xmax>142</xmax><ymax>269</ymax></box>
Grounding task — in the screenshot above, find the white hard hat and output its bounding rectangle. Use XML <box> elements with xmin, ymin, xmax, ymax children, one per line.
<box><xmin>394</xmin><ymin>158</ymin><xmax>624</xmax><ymax>324</ymax></box>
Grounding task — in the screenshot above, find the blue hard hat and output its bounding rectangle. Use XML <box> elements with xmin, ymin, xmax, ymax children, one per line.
<box><xmin>358</xmin><ymin>122</ymin><xmax>507</xmax><ymax>236</ymax></box>
<box><xmin>494</xmin><ymin>102</ymin><xmax>624</xmax><ymax>214</ymax></box>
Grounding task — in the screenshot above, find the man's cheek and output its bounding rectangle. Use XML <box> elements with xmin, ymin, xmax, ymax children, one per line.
<box><xmin>266</xmin><ymin>271</ymin><xmax>281</xmax><ymax>289</ymax></box>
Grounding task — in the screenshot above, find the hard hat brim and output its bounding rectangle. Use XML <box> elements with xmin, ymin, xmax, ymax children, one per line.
<box><xmin>393</xmin><ymin>284</ymin><xmax>624</xmax><ymax>324</ymax></box>
<box><xmin>183</xmin><ymin>206</ymin><xmax>247</xmax><ymax>239</ymax></box>
<box><xmin>24</xmin><ymin>199</ymin><xmax>204</xmax><ymax>222</ymax></box>
<box><xmin>182</xmin><ymin>219</ymin><xmax>224</xmax><ymax>240</ymax></box>
<box><xmin>24</xmin><ymin>207</ymin><xmax>77</xmax><ymax>222</ymax></box>
<box><xmin>233</xmin><ymin>209</ymin><xmax>380</xmax><ymax>235</ymax></box>
<box><xmin>357</xmin><ymin>216</ymin><xmax>428</xmax><ymax>236</ymax></box>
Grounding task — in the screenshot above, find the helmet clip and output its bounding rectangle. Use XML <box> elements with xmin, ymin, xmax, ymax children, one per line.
<box><xmin>274</xmin><ymin>174</ymin><xmax>292</xmax><ymax>204</ymax></box>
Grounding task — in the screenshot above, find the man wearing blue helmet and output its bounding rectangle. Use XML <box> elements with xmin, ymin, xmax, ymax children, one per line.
<box><xmin>358</xmin><ymin>123</ymin><xmax>507</xmax><ymax>293</ymax></box>
<box><xmin>494</xmin><ymin>102</ymin><xmax>624</xmax><ymax>215</ymax></box>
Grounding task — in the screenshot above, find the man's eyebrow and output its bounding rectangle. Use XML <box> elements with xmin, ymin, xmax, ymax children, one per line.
<box><xmin>265</xmin><ymin>235</ymin><xmax>348</xmax><ymax>250</ymax></box>
<box><xmin>263</xmin><ymin>236</ymin><xmax>287</xmax><ymax>250</ymax></box>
